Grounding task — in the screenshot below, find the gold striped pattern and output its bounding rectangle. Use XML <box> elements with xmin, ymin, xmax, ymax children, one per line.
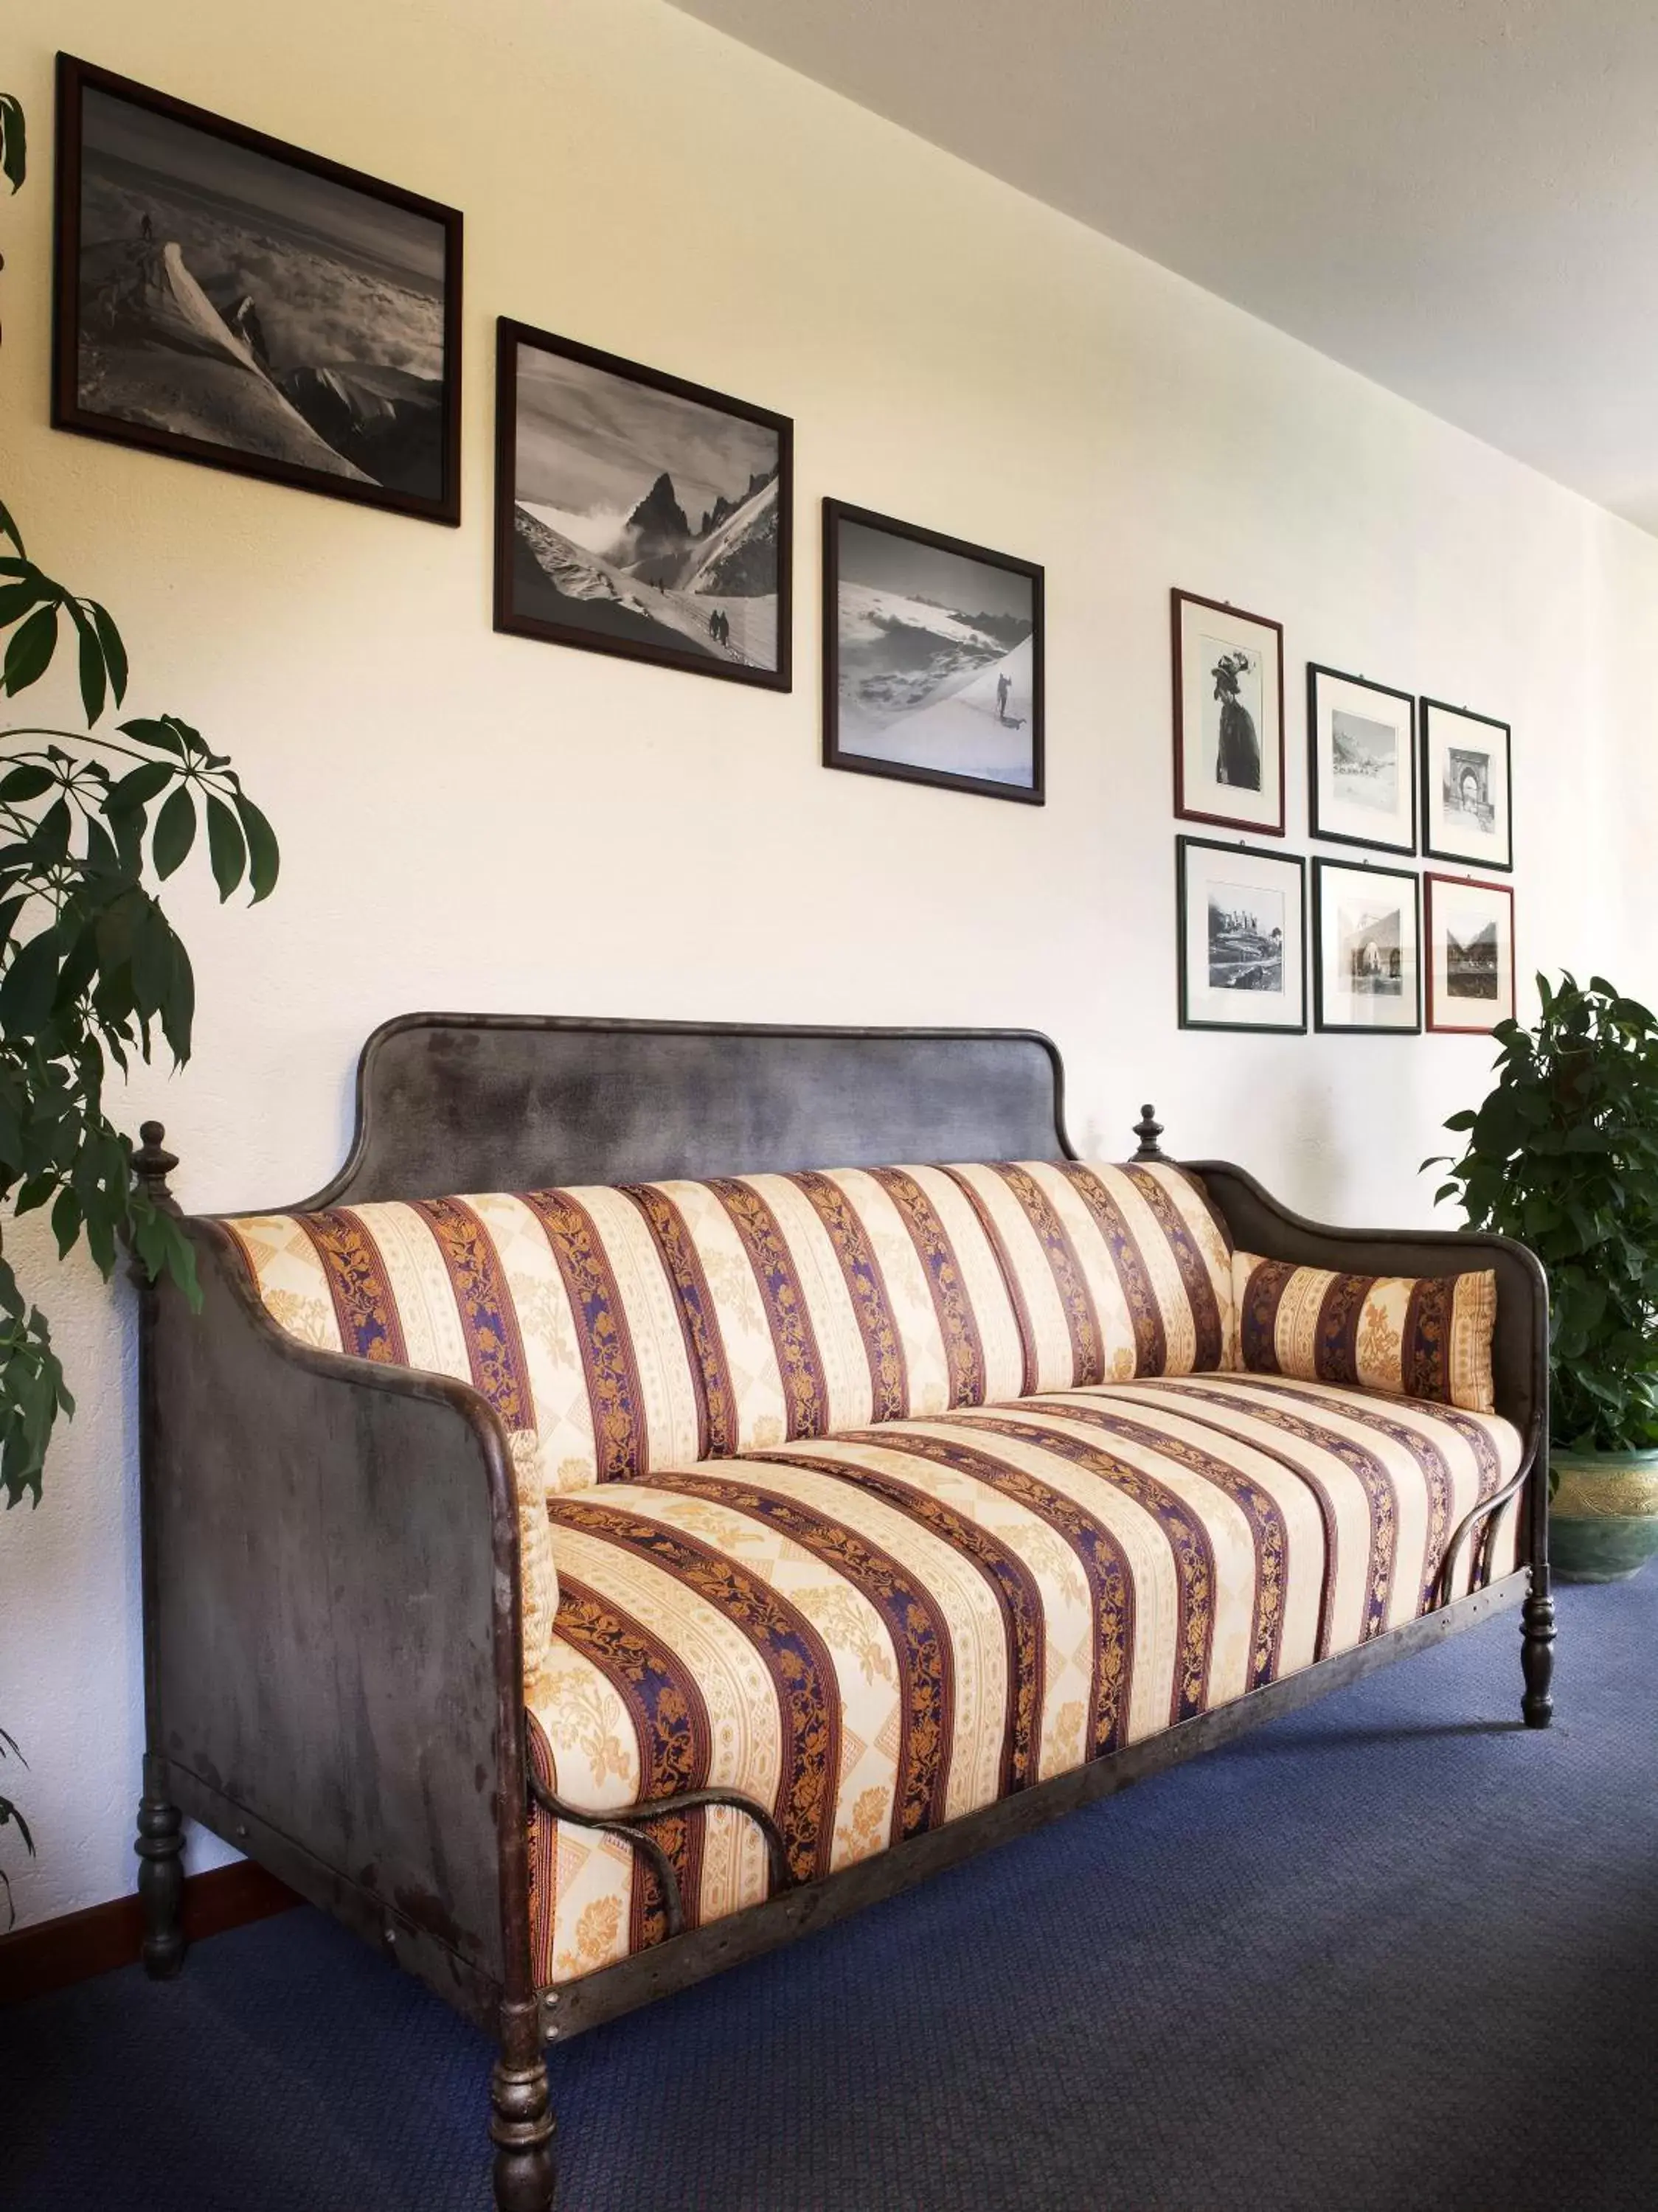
<box><xmin>525</xmin><ymin>1369</ymin><xmax>1522</xmax><ymax>1987</ymax></box>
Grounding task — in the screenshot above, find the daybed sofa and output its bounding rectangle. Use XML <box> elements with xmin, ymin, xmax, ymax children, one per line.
<box><xmin>131</xmin><ymin>1015</ymin><xmax>1553</xmax><ymax>2211</ymax></box>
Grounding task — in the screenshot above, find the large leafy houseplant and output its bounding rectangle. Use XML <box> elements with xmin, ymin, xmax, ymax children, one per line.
<box><xmin>1429</xmin><ymin>973</ymin><xmax>1658</xmax><ymax>1453</ymax></box>
<box><xmin>0</xmin><ymin>91</ymin><xmax>278</xmax><ymax>1922</ymax></box>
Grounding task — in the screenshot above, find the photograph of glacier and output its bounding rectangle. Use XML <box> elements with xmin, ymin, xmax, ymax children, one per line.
<box><xmin>832</xmin><ymin>516</ymin><xmax>1038</xmax><ymax>791</ymax></box>
<box><xmin>507</xmin><ymin>340</ymin><xmax>784</xmax><ymax>675</ymax></box>
<box><xmin>72</xmin><ymin>86</ymin><xmax>451</xmax><ymax>502</ymax></box>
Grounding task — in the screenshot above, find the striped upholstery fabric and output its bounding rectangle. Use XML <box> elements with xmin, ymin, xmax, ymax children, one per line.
<box><xmin>526</xmin><ymin>1371</ymin><xmax>1523</xmax><ymax>1985</ymax></box>
<box><xmin>223</xmin><ymin>1158</ymin><xmax>1235</xmax><ymax>1505</ymax></box>
<box><xmin>1234</xmin><ymin>1252</ymin><xmax>1498</xmax><ymax>1414</ymax></box>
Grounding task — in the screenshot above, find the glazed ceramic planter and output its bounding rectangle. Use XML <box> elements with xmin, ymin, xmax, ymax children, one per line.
<box><xmin>1550</xmin><ymin>1446</ymin><xmax>1658</xmax><ymax>1582</ymax></box>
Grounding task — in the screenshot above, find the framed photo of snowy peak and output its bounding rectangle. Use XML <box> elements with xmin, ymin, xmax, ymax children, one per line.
<box><xmin>1312</xmin><ymin>858</ymin><xmax>1421</xmax><ymax>1034</ymax></box>
<box><xmin>823</xmin><ymin>502</ymin><xmax>1044</xmax><ymax>803</ymax></box>
<box><xmin>1421</xmin><ymin>700</ymin><xmax>1512</xmax><ymax>872</ymax></box>
<box><xmin>1170</xmin><ymin>591</ymin><xmax>1285</xmax><ymax>836</ymax></box>
<box><xmin>1425</xmin><ymin>874</ymin><xmax>1515</xmax><ymax>1034</ymax></box>
<box><xmin>1177</xmin><ymin>838</ymin><xmax>1306</xmax><ymax>1033</ymax></box>
<box><xmin>495</xmin><ymin>319</ymin><xmax>792</xmax><ymax>689</ymax></box>
<box><xmin>1307</xmin><ymin>665</ymin><xmax>1416</xmax><ymax>854</ymax></box>
<box><xmin>52</xmin><ymin>55</ymin><xmax>462</xmax><ymax>524</ymax></box>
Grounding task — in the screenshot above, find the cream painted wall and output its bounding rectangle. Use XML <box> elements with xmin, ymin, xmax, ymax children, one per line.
<box><xmin>2</xmin><ymin>0</ymin><xmax>1654</xmax><ymax>1931</ymax></box>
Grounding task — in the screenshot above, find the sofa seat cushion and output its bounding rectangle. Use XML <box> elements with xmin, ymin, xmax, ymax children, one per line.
<box><xmin>223</xmin><ymin>1158</ymin><xmax>1235</xmax><ymax>1506</ymax></box>
<box><xmin>525</xmin><ymin>1373</ymin><xmax>1522</xmax><ymax>1987</ymax></box>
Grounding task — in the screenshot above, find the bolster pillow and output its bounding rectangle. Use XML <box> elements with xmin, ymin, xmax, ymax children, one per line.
<box><xmin>1233</xmin><ymin>1252</ymin><xmax>1496</xmax><ymax>1414</ymax></box>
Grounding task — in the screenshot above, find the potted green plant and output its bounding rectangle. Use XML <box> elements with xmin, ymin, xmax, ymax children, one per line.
<box><xmin>0</xmin><ymin>91</ymin><xmax>278</xmax><ymax>1920</ymax></box>
<box><xmin>1430</xmin><ymin>971</ymin><xmax>1658</xmax><ymax>1581</ymax></box>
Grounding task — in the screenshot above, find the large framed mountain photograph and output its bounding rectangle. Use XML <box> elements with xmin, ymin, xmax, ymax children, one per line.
<box><xmin>495</xmin><ymin>319</ymin><xmax>792</xmax><ymax>689</ymax></box>
<box><xmin>823</xmin><ymin>501</ymin><xmax>1044</xmax><ymax>803</ymax></box>
<box><xmin>53</xmin><ymin>55</ymin><xmax>462</xmax><ymax>524</ymax></box>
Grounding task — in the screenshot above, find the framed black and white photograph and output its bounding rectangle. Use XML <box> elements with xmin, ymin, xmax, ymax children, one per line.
<box><xmin>1307</xmin><ymin>665</ymin><xmax>1417</xmax><ymax>854</ymax></box>
<box><xmin>1171</xmin><ymin>591</ymin><xmax>1285</xmax><ymax>835</ymax></box>
<box><xmin>1312</xmin><ymin>858</ymin><xmax>1421</xmax><ymax>1033</ymax></box>
<box><xmin>494</xmin><ymin>320</ymin><xmax>791</xmax><ymax>689</ymax></box>
<box><xmin>53</xmin><ymin>55</ymin><xmax>462</xmax><ymax>524</ymax></box>
<box><xmin>823</xmin><ymin>501</ymin><xmax>1043</xmax><ymax>803</ymax></box>
<box><xmin>1425</xmin><ymin>874</ymin><xmax>1515</xmax><ymax>1034</ymax></box>
<box><xmin>1421</xmin><ymin>699</ymin><xmax>1512</xmax><ymax>872</ymax></box>
<box><xmin>1177</xmin><ymin>838</ymin><xmax>1306</xmax><ymax>1032</ymax></box>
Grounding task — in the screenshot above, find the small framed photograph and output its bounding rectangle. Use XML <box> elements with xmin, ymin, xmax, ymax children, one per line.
<box><xmin>1425</xmin><ymin>874</ymin><xmax>1516</xmax><ymax>1034</ymax></box>
<box><xmin>1176</xmin><ymin>838</ymin><xmax>1306</xmax><ymax>1033</ymax></box>
<box><xmin>1171</xmin><ymin>591</ymin><xmax>1285</xmax><ymax>835</ymax></box>
<box><xmin>495</xmin><ymin>319</ymin><xmax>792</xmax><ymax>688</ymax></box>
<box><xmin>1307</xmin><ymin>666</ymin><xmax>1416</xmax><ymax>854</ymax></box>
<box><xmin>1313</xmin><ymin>859</ymin><xmax>1421</xmax><ymax>1032</ymax></box>
<box><xmin>53</xmin><ymin>55</ymin><xmax>462</xmax><ymax>524</ymax></box>
<box><xmin>823</xmin><ymin>501</ymin><xmax>1042</xmax><ymax>802</ymax></box>
<box><xmin>1421</xmin><ymin>700</ymin><xmax>1512</xmax><ymax>872</ymax></box>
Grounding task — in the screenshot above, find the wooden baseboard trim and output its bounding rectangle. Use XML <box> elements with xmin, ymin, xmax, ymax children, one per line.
<box><xmin>0</xmin><ymin>1858</ymin><xmax>301</xmax><ymax>2006</ymax></box>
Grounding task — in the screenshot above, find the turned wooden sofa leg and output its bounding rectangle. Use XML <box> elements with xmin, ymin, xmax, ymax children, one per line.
<box><xmin>1521</xmin><ymin>1570</ymin><xmax>1555</xmax><ymax>1730</ymax></box>
<box><xmin>490</xmin><ymin>1996</ymin><xmax>557</xmax><ymax>2211</ymax></box>
<box><xmin>134</xmin><ymin>1753</ymin><xmax>187</xmax><ymax>1978</ymax></box>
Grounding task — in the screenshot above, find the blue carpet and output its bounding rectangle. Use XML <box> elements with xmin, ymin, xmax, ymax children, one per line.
<box><xmin>4</xmin><ymin>1576</ymin><xmax>1656</xmax><ymax>2211</ymax></box>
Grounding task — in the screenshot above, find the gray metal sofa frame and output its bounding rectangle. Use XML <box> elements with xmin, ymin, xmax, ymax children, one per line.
<box><xmin>130</xmin><ymin>1015</ymin><xmax>1553</xmax><ymax>2211</ymax></box>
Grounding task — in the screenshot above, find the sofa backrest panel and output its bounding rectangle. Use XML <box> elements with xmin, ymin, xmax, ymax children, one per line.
<box><xmin>305</xmin><ymin>1017</ymin><xmax>1072</xmax><ymax>1206</ymax></box>
<box><xmin>223</xmin><ymin>1160</ymin><xmax>1236</xmax><ymax>1499</ymax></box>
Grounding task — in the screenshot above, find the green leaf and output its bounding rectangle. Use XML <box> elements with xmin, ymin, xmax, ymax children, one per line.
<box><xmin>0</xmin><ymin>927</ymin><xmax>60</xmax><ymax>1037</ymax></box>
<box><xmin>0</xmin><ymin>498</ymin><xmax>24</xmax><ymax>557</ymax></box>
<box><xmin>88</xmin><ymin>602</ymin><xmax>128</xmax><ymax>706</ymax></box>
<box><xmin>0</xmin><ymin>93</ymin><xmax>25</xmax><ymax>195</ymax></box>
<box><xmin>49</xmin><ymin>1185</ymin><xmax>82</xmax><ymax>1259</ymax></box>
<box><xmin>0</xmin><ymin>765</ymin><xmax>55</xmax><ymax>803</ymax></box>
<box><xmin>204</xmin><ymin>795</ymin><xmax>246</xmax><ymax>900</ymax></box>
<box><xmin>106</xmin><ymin>759</ymin><xmax>175</xmax><ymax>814</ymax></box>
<box><xmin>233</xmin><ymin>792</ymin><xmax>280</xmax><ymax>902</ymax></box>
<box><xmin>117</xmin><ymin>717</ymin><xmax>187</xmax><ymax>758</ymax></box>
<box><xmin>2</xmin><ymin>602</ymin><xmax>58</xmax><ymax>695</ymax></box>
<box><xmin>64</xmin><ymin>599</ymin><xmax>107</xmax><ymax>725</ymax></box>
<box><xmin>152</xmin><ymin>787</ymin><xmax>196</xmax><ymax>879</ymax></box>
<box><xmin>0</xmin><ymin>574</ymin><xmax>48</xmax><ymax>628</ymax></box>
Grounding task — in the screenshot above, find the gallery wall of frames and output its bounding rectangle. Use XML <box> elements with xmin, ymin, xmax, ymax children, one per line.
<box><xmin>1170</xmin><ymin>586</ymin><xmax>1516</xmax><ymax>1039</ymax></box>
<box><xmin>52</xmin><ymin>49</ymin><xmax>1509</xmax><ymax>1038</ymax></box>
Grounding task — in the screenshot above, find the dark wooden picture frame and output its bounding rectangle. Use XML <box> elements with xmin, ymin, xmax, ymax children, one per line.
<box><xmin>1176</xmin><ymin>836</ymin><xmax>1307</xmax><ymax>1034</ymax></box>
<box><xmin>494</xmin><ymin>319</ymin><xmax>793</xmax><ymax>691</ymax></box>
<box><xmin>1312</xmin><ymin>857</ymin><xmax>1422</xmax><ymax>1034</ymax></box>
<box><xmin>1171</xmin><ymin>590</ymin><xmax>1286</xmax><ymax>835</ymax></box>
<box><xmin>1421</xmin><ymin>698</ymin><xmax>1513</xmax><ymax>873</ymax></box>
<box><xmin>52</xmin><ymin>54</ymin><xmax>463</xmax><ymax>525</ymax></box>
<box><xmin>1306</xmin><ymin>664</ymin><xmax>1417</xmax><ymax>854</ymax></box>
<box><xmin>823</xmin><ymin>500</ymin><xmax>1044</xmax><ymax>804</ymax></box>
<box><xmin>1424</xmin><ymin>872</ymin><xmax>1516</xmax><ymax>1034</ymax></box>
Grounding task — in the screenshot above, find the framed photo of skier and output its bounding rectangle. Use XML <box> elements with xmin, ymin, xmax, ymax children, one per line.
<box><xmin>1421</xmin><ymin>699</ymin><xmax>1512</xmax><ymax>872</ymax></box>
<box><xmin>1170</xmin><ymin>591</ymin><xmax>1285</xmax><ymax>836</ymax></box>
<box><xmin>1425</xmin><ymin>873</ymin><xmax>1515</xmax><ymax>1034</ymax></box>
<box><xmin>494</xmin><ymin>318</ymin><xmax>793</xmax><ymax>689</ymax></box>
<box><xmin>1312</xmin><ymin>858</ymin><xmax>1422</xmax><ymax>1034</ymax></box>
<box><xmin>822</xmin><ymin>501</ymin><xmax>1044</xmax><ymax>803</ymax></box>
<box><xmin>1177</xmin><ymin>837</ymin><xmax>1307</xmax><ymax>1033</ymax></box>
<box><xmin>1308</xmin><ymin>665</ymin><xmax>1417</xmax><ymax>854</ymax></box>
<box><xmin>52</xmin><ymin>54</ymin><xmax>463</xmax><ymax>524</ymax></box>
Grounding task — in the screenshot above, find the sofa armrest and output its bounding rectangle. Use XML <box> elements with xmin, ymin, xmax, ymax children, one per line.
<box><xmin>1189</xmin><ymin>1160</ymin><xmax>1550</xmax><ymax>1479</ymax></box>
<box><xmin>142</xmin><ymin>1218</ymin><xmax>532</xmax><ymax>2016</ymax></box>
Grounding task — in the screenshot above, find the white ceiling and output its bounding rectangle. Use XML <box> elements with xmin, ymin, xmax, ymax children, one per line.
<box><xmin>670</xmin><ymin>0</ymin><xmax>1658</xmax><ymax>534</ymax></box>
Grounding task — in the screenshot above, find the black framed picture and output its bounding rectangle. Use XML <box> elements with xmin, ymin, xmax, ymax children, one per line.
<box><xmin>52</xmin><ymin>55</ymin><xmax>462</xmax><ymax>524</ymax></box>
<box><xmin>494</xmin><ymin>319</ymin><xmax>792</xmax><ymax>689</ymax></box>
<box><xmin>823</xmin><ymin>501</ymin><xmax>1044</xmax><ymax>803</ymax></box>
<box><xmin>1312</xmin><ymin>858</ymin><xmax>1421</xmax><ymax>1033</ymax></box>
<box><xmin>1176</xmin><ymin>838</ymin><xmax>1306</xmax><ymax>1032</ymax></box>
<box><xmin>1425</xmin><ymin>873</ymin><xmax>1516</xmax><ymax>1034</ymax></box>
<box><xmin>1421</xmin><ymin>699</ymin><xmax>1512</xmax><ymax>872</ymax></box>
<box><xmin>1307</xmin><ymin>665</ymin><xmax>1416</xmax><ymax>854</ymax></box>
<box><xmin>1171</xmin><ymin>591</ymin><xmax>1286</xmax><ymax>836</ymax></box>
